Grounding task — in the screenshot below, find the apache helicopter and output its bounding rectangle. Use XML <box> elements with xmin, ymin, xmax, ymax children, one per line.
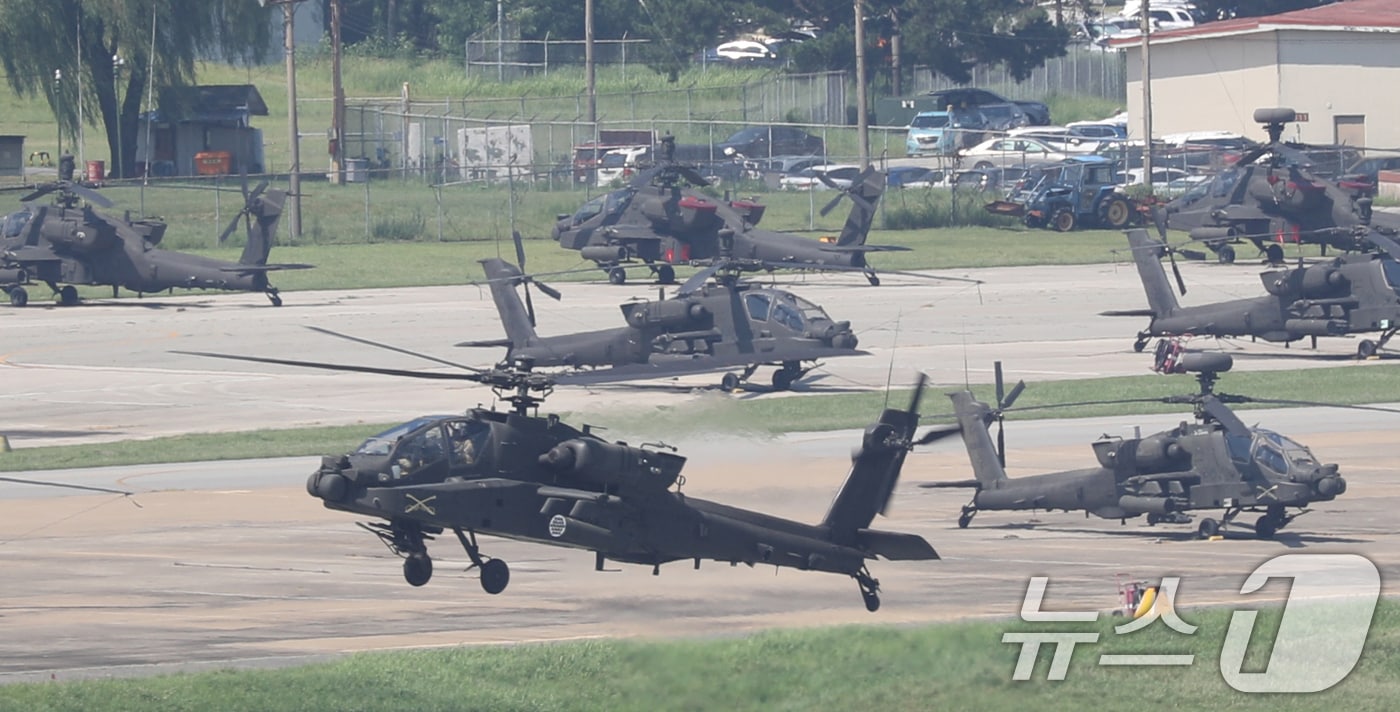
<box><xmin>179</xmin><ymin>333</ymin><xmax>950</xmax><ymax>612</ymax></box>
<box><xmin>459</xmin><ymin>234</ymin><xmax>870</xmax><ymax>391</ymax></box>
<box><xmin>1156</xmin><ymin>107</ymin><xmax>1400</xmax><ymax>264</ymax></box>
<box><xmin>553</xmin><ymin>135</ymin><xmax>907</xmax><ymax>286</ymax></box>
<box><xmin>1106</xmin><ymin>228</ymin><xmax>1400</xmax><ymax>358</ymax></box>
<box><xmin>0</xmin><ymin>178</ymin><xmax>310</xmax><ymax>307</ymax></box>
<box><xmin>923</xmin><ymin>344</ymin><xmax>1395</xmax><ymax>540</ymax></box>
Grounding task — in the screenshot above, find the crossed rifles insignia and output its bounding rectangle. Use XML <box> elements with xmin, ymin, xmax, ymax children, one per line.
<box><xmin>405</xmin><ymin>494</ymin><xmax>438</xmax><ymax>515</ymax></box>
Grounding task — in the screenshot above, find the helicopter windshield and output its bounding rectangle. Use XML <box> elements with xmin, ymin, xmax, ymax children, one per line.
<box><xmin>355</xmin><ymin>416</ymin><xmax>446</xmax><ymax>456</ymax></box>
<box><xmin>2</xmin><ymin>210</ymin><xmax>31</xmax><ymax>238</ymax></box>
<box><xmin>1381</xmin><ymin>258</ymin><xmax>1400</xmax><ymax>294</ymax></box>
<box><xmin>766</xmin><ymin>291</ymin><xmax>831</xmax><ymax>332</ymax></box>
<box><xmin>1252</xmin><ymin>429</ymin><xmax>1318</xmax><ymax>474</ymax></box>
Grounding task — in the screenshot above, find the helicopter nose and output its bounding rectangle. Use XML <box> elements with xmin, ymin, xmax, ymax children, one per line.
<box><xmin>1313</xmin><ymin>464</ymin><xmax>1346</xmax><ymax>498</ymax></box>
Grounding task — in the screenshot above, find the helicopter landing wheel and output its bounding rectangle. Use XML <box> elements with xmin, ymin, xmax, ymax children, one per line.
<box><xmin>854</xmin><ymin>568</ymin><xmax>881</xmax><ymax>612</ymax></box>
<box><xmin>1216</xmin><ymin>245</ymin><xmax>1236</xmax><ymax>264</ymax></box>
<box><xmin>771</xmin><ymin>366</ymin><xmax>799</xmax><ymax>391</ymax></box>
<box><xmin>721</xmin><ymin>372</ymin><xmax>741</xmax><ymax>391</ymax></box>
<box><xmin>57</xmin><ymin>285</ymin><xmax>79</xmax><ymax>306</ymax></box>
<box><xmin>266</xmin><ymin>289</ymin><xmax>283</xmax><ymax>307</ymax></box>
<box><xmin>1264</xmin><ymin>243</ymin><xmax>1284</xmax><ymax>265</ymax></box>
<box><xmin>8</xmin><ymin>286</ymin><xmax>27</xmax><ymax>307</ymax></box>
<box><xmin>1197</xmin><ymin>517</ymin><xmax>1220</xmax><ymax>539</ymax></box>
<box><xmin>480</xmin><ymin>558</ymin><xmax>510</xmax><ymax>595</ymax></box>
<box><xmin>1254</xmin><ymin>514</ymin><xmax>1280</xmax><ymax>540</ymax></box>
<box><xmin>654</xmin><ymin>264</ymin><xmax>676</xmax><ymax>284</ymax></box>
<box><xmin>1133</xmin><ymin>334</ymin><xmax>1149</xmax><ymax>353</ymax></box>
<box><xmin>864</xmin><ymin>270</ymin><xmax>880</xmax><ymax>286</ymax></box>
<box><xmin>1358</xmin><ymin>339</ymin><xmax>1378</xmax><ymax>359</ymax></box>
<box><xmin>957</xmin><ymin>505</ymin><xmax>977</xmax><ymax>529</ymax></box>
<box><xmin>403</xmin><ymin>553</ymin><xmax>433</xmax><ymax>586</ymax></box>
<box><xmin>608</xmin><ymin>267</ymin><xmax>627</xmax><ymax>285</ymax></box>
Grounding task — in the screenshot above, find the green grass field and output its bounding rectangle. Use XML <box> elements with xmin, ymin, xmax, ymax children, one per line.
<box><xmin>4</xmin><ymin>362</ymin><xmax>1397</xmax><ymax>473</ymax></box>
<box><xmin>1</xmin><ymin>601</ymin><xmax>1395</xmax><ymax>711</ymax></box>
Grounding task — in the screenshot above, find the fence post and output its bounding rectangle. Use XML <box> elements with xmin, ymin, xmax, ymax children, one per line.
<box><xmin>363</xmin><ymin>168</ymin><xmax>371</xmax><ymax>240</ymax></box>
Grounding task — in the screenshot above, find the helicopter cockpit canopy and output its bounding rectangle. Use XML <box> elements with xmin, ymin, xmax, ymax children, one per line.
<box><xmin>1249</xmin><ymin>429</ymin><xmax>1319</xmax><ymax>477</ymax></box>
<box><xmin>743</xmin><ymin>289</ymin><xmax>856</xmax><ymax>347</ymax></box>
<box><xmin>355</xmin><ymin>416</ymin><xmax>449</xmax><ymax>456</ymax></box>
<box><xmin>2</xmin><ymin>209</ymin><xmax>32</xmax><ymax>239</ymax></box>
<box><xmin>570</xmin><ymin>189</ymin><xmax>633</xmax><ymax>226</ymax></box>
<box><xmin>1380</xmin><ymin>258</ymin><xmax>1400</xmax><ymax>297</ymax></box>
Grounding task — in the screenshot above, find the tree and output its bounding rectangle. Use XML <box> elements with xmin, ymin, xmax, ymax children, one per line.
<box><xmin>1189</xmin><ymin>0</ymin><xmax>1336</xmax><ymax>20</ymax></box>
<box><xmin>0</xmin><ymin>0</ymin><xmax>270</xmax><ymax>178</ymax></box>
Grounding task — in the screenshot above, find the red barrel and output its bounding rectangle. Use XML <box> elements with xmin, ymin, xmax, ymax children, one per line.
<box><xmin>86</xmin><ymin>160</ymin><xmax>105</xmax><ymax>182</ymax></box>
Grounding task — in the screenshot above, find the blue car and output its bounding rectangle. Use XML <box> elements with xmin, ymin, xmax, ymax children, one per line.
<box><xmin>906</xmin><ymin>111</ymin><xmax>951</xmax><ymax>157</ymax></box>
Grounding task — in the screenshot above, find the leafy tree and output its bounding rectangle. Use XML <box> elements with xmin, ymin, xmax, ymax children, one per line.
<box><xmin>0</xmin><ymin>0</ymin><xmax>270</xmax><ymax>178</ymax></box>
<box><xmin>1189</xmin><ymin>0</ymin><xmax>1335</xmax><ymax>20</ymax></box>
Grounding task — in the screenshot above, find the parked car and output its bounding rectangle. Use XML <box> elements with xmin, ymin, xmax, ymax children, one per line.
<box><xmin>886</xmin><ymin>165</ymin><xmax>943</xmax><ymax>189</ymax></box>
<box><xmin>905</xmin><ymin>111</ymin><xmax>950</xmax><ymax>157</ymax></box>
<box><xmin>927</xmin><ymin>87</ymin><xmax>1051</xmax><ymax>126</ymax></box>
<box><xmin>978</xmin><ymin>102</ymin><xmax>1030</xmax><ymax>132</ymax></box>
<box><xmin>714</xmin><ymin>40</ymin><xmax>777</xmax><ymax>61</ymax></box>
<box><xmin>1338</xmin><ymin>153</ymin><xmax>1400</xmax><ymax>195</ymax></box>
<box><xmin>1005</xmin><ymin>126</ymin><xmax>1105</xmax><ymax>153</ymax></box>
<box><xmin>1122</xmin><ymin>166</ymin><xmax>1192</xmax><ymax>186</ymax></box>
<box><xmin>961</xmin><ymin>137</ymin><xmax>1073</xmax><ymax>169</ymax></box>
<box><xmin>1064</xmin><ymin>121</ymin><xmax>1129</xmax><ymax>141</ymax></box>
<box><xmin>779</xmin><ymin>164</ymin><xmax>861</xmax><ymax>190</ymax></box>
<box><xmin>718</xmin><ymin>126</ymin><xmax>824</xmax><ymax>159</ymax></box>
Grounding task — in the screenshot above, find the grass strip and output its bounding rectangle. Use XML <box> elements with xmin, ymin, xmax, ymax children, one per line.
<box><xmin>4</xmin><ymin>362</ymin><xmax>1397</xmax><ymax>473</ymax></box>
<box><xmin>1</xmin><ymin>601</ymin><xmax>1396</xmax><ymax>711</ymax></box>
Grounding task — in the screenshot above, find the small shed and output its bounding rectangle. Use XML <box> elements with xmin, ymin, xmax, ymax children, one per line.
<box><xmin>0</xmin><ymin>135</ymin><xmax>24</xmax><ymax>178</ymax></box>
<box><xmin>136</xmin><ymin>85</ymin><xmax>268</xmax><ymax>177</ymax></box>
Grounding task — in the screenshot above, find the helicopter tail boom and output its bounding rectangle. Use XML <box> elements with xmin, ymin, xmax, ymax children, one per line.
<box><xmin>948</xmin><ymin>391</ymin><xmax>1010</xmax><ymax>489</ymax></box>
<box><xmin>1125</xmin><ymin>229</ymin><xmax>1181</xmax><ymax>318</ymax></box>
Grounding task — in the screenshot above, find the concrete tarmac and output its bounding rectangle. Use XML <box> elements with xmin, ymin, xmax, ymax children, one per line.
<box><xmin>0</xmin><ymin>260</ymin><xmax>1384</xmax><ymax>448</ymax></box>
<box><xmin>1</xmin><ymin>263</ymin><xmax>1397</xmax><ymax>683</ymax></box>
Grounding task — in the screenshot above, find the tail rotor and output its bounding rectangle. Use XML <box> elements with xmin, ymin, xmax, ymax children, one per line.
<box><xmin>990</xmin><ymin>361</ymin><xmax>1025</xmax><ymax>467</ymax></box>
<box><xmin>510</xmin><ymin>229</ymin><xmax>562</xmax><ymax>326</ymax></box>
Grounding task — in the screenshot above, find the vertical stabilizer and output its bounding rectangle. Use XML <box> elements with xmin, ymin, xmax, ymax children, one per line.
<box><xmin>835</xmin><ymin>169</ymin><xmax>886</xmax><ymax>247</ymax></box>
<box><xmin>948</xmin><ymin>391</ymin><xmax>1009</xmax><ymax>489</ymax></box>
<box><xmin>239</xmin><ymin>189</ymin><xmax>287</xmax><ymax>266</ymax></box>
<box><xmin>1125</xmin><ymin>229</ymin><xmax>1180</xmax><ymax>317</ymax></box>
<box><xmin>822</xmin><ymin>375</ymin><xmax>923</xmax><ymax>537</ymax></box>
<box><xmin>480</xmin><ymin>258</ymin><xmax>539</xmax><ymax>350</ymax></box>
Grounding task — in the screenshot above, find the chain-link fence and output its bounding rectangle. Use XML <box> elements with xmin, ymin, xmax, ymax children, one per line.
<box><xmin>910</xmin><ymin>43</ymin><xmax>1127</xmax><ymax>102</ymax></box>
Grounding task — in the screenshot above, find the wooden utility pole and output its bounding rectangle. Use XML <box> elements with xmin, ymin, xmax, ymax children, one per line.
<box><xmin>1140</xmin><ymin>0</ymin><xmax>1153</xmax><ymax>192</ymax></box>
<box><xmin>330</xmin><ymin>0</ymin><xmax>345</xmax><ymax>184</ymax></box>
<box><xmin>854</xmin><ymin>0</ymin><xmax>869</xmax><ymax>169</ymax></box>
<box><xmin>585</xmin><ymin>0</ymin><xmax>596</xmax><ymax>124</ymax></box>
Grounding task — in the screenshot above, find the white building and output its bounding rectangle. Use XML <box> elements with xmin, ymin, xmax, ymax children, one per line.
<box><xmin>1119</xmin><ymin>0</ymin><xmax>1400</xmax><ymax>147</ymax></box>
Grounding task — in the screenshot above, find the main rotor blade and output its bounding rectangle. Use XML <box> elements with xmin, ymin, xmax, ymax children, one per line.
<box><xmin>304</xmin><ymin>326</ymin><xmax>486</xmax><ymax>373</ymax></box>
<box><xmin>173</xmin><ymin>350</ymin><xmax>482</xmax><ymax>381</ymax></box>
<box><xmin>677</xmin><ymin>263</ymin><xmax>720</xmax><ymax>296</ymax></box>
<box><xmin>1365</xmin><ymin>232</ymin><xmax>1400</xmax><ymax>262</ymax></box>
<box><xmin>1235</xmin><ymin>396</ymin><xmax>1400</xmax><ymax>415</ymax></box>
<box><xmin>1200</xmin><ymin>396</ymin><xmax>1251</xmax><ymax>438</ymax></box>
<box><xmin>677</xmin><ymin>165</ymin><xmax>710</xmax><ymax>187</ymax></box>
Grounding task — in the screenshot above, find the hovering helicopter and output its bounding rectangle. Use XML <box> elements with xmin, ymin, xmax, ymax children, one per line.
<box><xmin>553</xmin><ymin>135</ymin><xmax>907</xmax><ymax>286</ymax></box>
<box><xmin>0</xmin><ymin>179</ymin><xmax>310</xmax><ymax>307</ymax></box>
<box><xmin>459</xmin><ymin>232</ymin><xmax>871</xmax><ymax>390</ymax></box>
<box><xmin>924</xmin><ymin>343</ymin><xmax>1393</xmax><ymax>540</ymax></box>
<box><xmin>179</xmin><ymin>334</ymin><xmax>949</xmax><ymax>611</ymax></box>
<box><xmin>1156</xmin><ymin>106</ymin><xmax>1400</xmax><ymax>264</ymax></box>
<box><xmin>1106</xmin><ymin>228</ymin><xmax>1400</xmax><ymax>358</ymax></box>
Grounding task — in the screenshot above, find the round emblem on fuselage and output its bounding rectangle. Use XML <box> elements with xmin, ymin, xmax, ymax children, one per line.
<box><xmin>548</xmin><ymin>514</ymin><xmax>567</xmax><ymax>538</ymax></box>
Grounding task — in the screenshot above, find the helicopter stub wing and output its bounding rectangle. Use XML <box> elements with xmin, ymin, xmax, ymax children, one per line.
<box><xmin>555</xmin><ymin>345</ymin><xmax>868</xmax><ymax>385</ymax></box>
<box><xmin>2</xmin><ymin>246</ymin><xmax>62</xmax><ymax>264</ymax></box>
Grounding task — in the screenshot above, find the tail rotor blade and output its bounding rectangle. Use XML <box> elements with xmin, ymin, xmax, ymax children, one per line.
<box><xmin>1002</xmin><ymin>380</ymin><xmax>1026</xmax><ymax>410</ymax></box>
<box><xmin>1168</xmin><ymin>249</ymin><xmax>1188</xmax><ymax>296</ymax></box>
<box><xmin>513</xmin><ymin>230</ymin><xmax>528</xmax><ymax>271</ymax></box>
<box><xmin>994</xmin><ymin>361</ymin><xmax>1006</xmax><ymax>408</ymax></box>
<box><xmin>523</xmin><ymin>283</ymin><xmax>537</xmax><ymax>327</ymax></box>
<box><xmin>996</xmin><ymin>417</ymin><xmax>1007</xmax><ymax>467</ymax></box>
<box><xmin>218</xmin><ymin>213</ymin><xmax>243</xmax><ymax>244</ymax></box>
<box><xmin>533</xmin><ymin>279</ymin><xmax>563</xmax><ymax>301</ymax></box>
<box><xmin>819</xmin><ymin>192</ymin><xmax>845</xmax><ymax>217</ymax></box>
<box><xmin>906</xmin><ymin>372</ymin><xmax>928</xmax><ymax>419</ymax></box>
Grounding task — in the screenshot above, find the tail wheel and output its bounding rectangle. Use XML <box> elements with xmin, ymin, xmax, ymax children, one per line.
<box><xmin>1101</xmin><ymin>196</ymin><xmax>1132</xmax><ymax>229</ymax></box>
<box><xmin>1051</xmin><ymin>208</ymin><xmax>1077</xmax><ymax>232</ymax></box>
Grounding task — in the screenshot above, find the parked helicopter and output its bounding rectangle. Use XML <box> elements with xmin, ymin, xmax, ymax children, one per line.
<box><xmin>1106</xmin><ymin>228</ymin><xmax>1400</xmax><ymax>358</ymax></box>
<box><xmin>461</xmin><ymin>237</ymin><xmax>868</xmax><ymax>390</ymax></box>
<box><xmin>179</xmin><ymin>334</ymin><xmax>948</xmax><ymax>611</ymax></box>
<box><xmin>0</xmin><ymin>179</ymin><xmax>309</xmax><ymax>306</ymax></box>
<box><xmin>1156</xmin><ymin>106</ymin><xmax>1400</xmax><ymax>264</ymax></box>
<box><xmin>924</xmin><ymin>344</ymin><xmax>1395</xmax><ymax>540</ymax></box>
<box><xmin>553</xmin><ymin>136</ymin><xmax>907</xmax><ymax>286</ymax></box>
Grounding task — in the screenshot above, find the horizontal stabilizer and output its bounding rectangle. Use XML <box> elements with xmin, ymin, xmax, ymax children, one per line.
<box><xmin>817</xmin><ymin>244</ymin><xmax>912</xmax><ymax>253</ymax></box>
<box><xmin>856</xmin><ymin>528</ymin><xmax>939</xmax><ymax>560</ymax></box>
<box><xmin>536</xmin><ymin>485</ymin><xmax>623</xmax><ymax>505</ymax></box>
<box><xmin>1099</xmin><ymin>309</ymin><xmax>1157</xmax><ymax>318</ymax></box>
<box><xmin>917</xmin><ymin>478</ymin><xmax>982</xmax><ymax>489</ymax></box>
<box><xmin>455</xmin><ymin>338</ymin><xmax>513</xmax><ymax>348</ymax></box>
<box><xmin>219</xmin><ymin>263</ymin><xmax>315</xmax><ymax>273</ymax></box>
